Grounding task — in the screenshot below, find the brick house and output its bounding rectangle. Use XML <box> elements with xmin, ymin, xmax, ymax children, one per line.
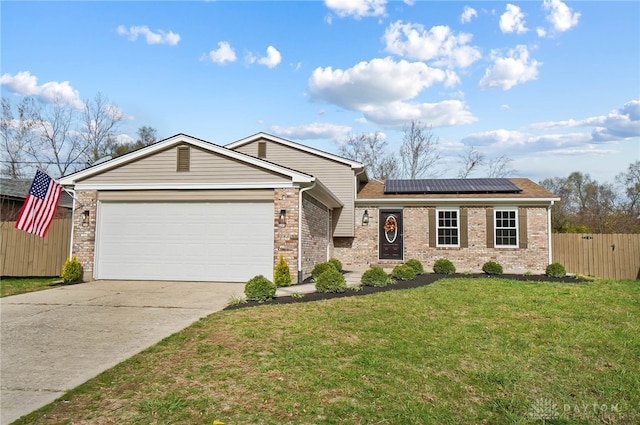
<box><xmin>59</xmin><ymin>133</ymin><xmax>559</xmax><ymax>283</ymax></box>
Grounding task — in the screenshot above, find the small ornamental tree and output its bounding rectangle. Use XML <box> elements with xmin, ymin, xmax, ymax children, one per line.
<box><xmin>61</xmin><ymin>256</ymin><xmax>82</xmax><ymax>284</ymax></box>
<box><xmin>274</xmin><ymin>253</ymin><xmax>292</xmax><ymax>287</ymax></box>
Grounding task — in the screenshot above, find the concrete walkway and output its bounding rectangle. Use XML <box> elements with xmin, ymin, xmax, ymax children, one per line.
<box><xmin>0</xmin><ymin>280</ymin><xmax>244</xmax><ymax>425</ymax></box>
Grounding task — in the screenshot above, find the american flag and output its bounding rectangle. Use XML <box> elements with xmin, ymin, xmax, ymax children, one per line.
<box><xmin>15</xmin><ymin>170</ymin><xmax>63</xmax><ymax>237</ymax></box>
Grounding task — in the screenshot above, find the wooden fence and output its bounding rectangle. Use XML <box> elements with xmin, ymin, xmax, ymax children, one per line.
<box><xmin>0</xmin><ymin>218</ymin><xmax>72</xmax><ymax>277</ymax></box>
<box><xmin>552</xmin><ymin>233</ymin><xmax>640</xmax><ymax>280</ymax></box>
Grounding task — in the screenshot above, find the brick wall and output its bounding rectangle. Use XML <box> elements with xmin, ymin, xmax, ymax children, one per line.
<box><xmin>273</xmin><ymin>187</ymin><xmax>299</xmax><ymax>282</ymax></box>
<box><xmin>73</xmin><ymin>190</ymin><xmax>98</xmax><ymax>281</ymax></box>
<box><xmin>335</xmin><ymin>205</ymin><xmax>550</xmax><ymax>274</ymax></box>
<box><xmin>300</xmin><ymin>192</ymin><xmax>329</xmax><ymax>279</ymax></box>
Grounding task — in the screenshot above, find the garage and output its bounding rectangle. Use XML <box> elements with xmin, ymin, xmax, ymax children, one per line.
<box><xmin>94</xmin><ymin>201</ymin><xmax>274</xmax><ymax>282</ymax></box>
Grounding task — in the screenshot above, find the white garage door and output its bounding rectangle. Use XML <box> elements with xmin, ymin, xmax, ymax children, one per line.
<box><xmin>95</xmin><ymin>201</ymin><xmax>274</xmax><ymax>282</ymax></box>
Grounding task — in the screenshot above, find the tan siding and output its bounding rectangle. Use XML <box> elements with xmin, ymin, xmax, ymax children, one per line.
<box><xmin>98</xmin><ymin>189</ymin><xmax>274</xmax><ymax>202</ymax></box>
<box><xmin>80</xmin><ymin>145</ymin><xmax>290</xmax><ymax>185</ymax></box>
<box><xmin>234</xmin><ymin>140</ymin><xmax>356</xmax><ymax>237</ymax></box>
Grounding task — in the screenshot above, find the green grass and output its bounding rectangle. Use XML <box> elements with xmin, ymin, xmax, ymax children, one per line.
<box><xmin>0</xmin><ymin>277</ymin><xmax>60</xmax><ymax>297</ymax></box>
<box><xmin>13</xmin><ymin>278</ymin><xmax>640</xmax><ymax>424</ymax></box>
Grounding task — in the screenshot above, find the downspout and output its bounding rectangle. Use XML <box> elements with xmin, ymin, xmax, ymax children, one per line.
<box><xmin>298</xmin><ymin>180</ymin><xmax>317</xmax><ymax>283</ymax></box>
<box><xmin>547</xmin><ymin>201</ymin><xmax>554</xmax><ymax>265</ymax></box>
<box><xmin>63</xmin><ymin>187</ymin><xmax>76</xmax><ymax>260</ymax></box>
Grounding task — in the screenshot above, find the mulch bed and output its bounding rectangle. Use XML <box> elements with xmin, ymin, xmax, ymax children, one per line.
<box><xmin>225</xmin><ymin>273</ymin><xmax>587</xmax><ymax>310</ymax></box>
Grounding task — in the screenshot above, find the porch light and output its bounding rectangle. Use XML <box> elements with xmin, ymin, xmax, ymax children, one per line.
<box><xmin>362</xmin><ymin>210</ymin><xmax>369</xmax><ymax>225</ymax></box>
<box><xmin>82</xmin><ymin>210</ymin><xmax>90</xmax><ymax>225</ymax></box>
<box><xmin>279</xmin><ymin>209</ymin><xmax>286</xmax><ymax>225</ymax></box>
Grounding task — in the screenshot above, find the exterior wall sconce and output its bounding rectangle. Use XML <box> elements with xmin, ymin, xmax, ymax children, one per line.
<box><xmin>362</xmin><ymin>210</ymin><xmax>369</xmax><ymax>225</ymax></box>
<box><xmin>279</xmin><ymin>209</ymin><xmax>286</xmax><ymax>225</ymax></box>
<box><xmin>82</xmin><ymin>210</ymin><xmax>90</xmax><ymax>225</ymax></box>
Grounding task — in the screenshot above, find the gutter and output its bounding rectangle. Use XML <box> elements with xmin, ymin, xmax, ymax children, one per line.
<box><xmin>548</xmin><ymin>201</ymin><xmax>554</xmax><ymax>265</ymax></box>
<box><xmin>298</xmin><ymin>180</ymin><xmax>317</xmax><ymax>283</ymax></box>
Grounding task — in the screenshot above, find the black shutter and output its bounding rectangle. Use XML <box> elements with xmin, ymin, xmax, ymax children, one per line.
<box><xmin>486</xmin><ymin>208</ymin><xmax>494</xmax><ymax>248</ymax></box>
<box><xmin>519</xmin><ymin>208</ymin><xmax>528</xmax><ymax>249</ymax></box>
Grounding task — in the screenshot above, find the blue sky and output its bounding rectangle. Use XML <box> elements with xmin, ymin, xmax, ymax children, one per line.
<box><xmin>2</xmin><ymin>0</ymin><xmax>638</xmax><ymax>184</ymax></box>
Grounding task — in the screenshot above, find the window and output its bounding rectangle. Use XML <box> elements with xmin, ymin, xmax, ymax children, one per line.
<box><xmin>437</xmin><ymin>209</ymin><xmax>459</xmax><ymax>247</ymax></box>
<box><xmin>495</xmin><ymin>209</ymin><xmax>518</xmax><ymax>247</ymax></box>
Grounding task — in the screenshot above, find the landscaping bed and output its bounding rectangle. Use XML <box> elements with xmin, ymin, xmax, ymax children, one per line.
<box><xmin>226</xmin><ymin>272</ymin><xmax>587</xmax><ymax>310</ymax></box>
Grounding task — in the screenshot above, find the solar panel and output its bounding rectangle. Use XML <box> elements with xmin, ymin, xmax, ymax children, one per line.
<box><xmin>384</xmin><ymin>178</ymin><xmax>521</xmax><ymax>194</ymax></box>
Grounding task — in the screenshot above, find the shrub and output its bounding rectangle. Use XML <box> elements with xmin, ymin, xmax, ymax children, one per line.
<box><xmin>312</xmin><ymin>262</ymin><xmax>337</xmax><ymax>280</ymax></box>
<box><xmin>60</xmin><ymin>256</ymin><xmax>82</xmax><ymax>284</ymax></box>
<box><xmin>391</xmin><ymin>264</ymin><xmax>417</xmax><ymax>281</ymax></box>
<box><xmin>327</xmin><ymin>257</ymin><xmax>343</xmax><ymax>272</ymax></box>
<box><xmin>244</xmin><ymin>275</ymin><xmax>276</xmax><ymax>302</ymax></box>
<box><xmin>404</xmin><ymin>259</ymin><xmax>425</xmax><ymax>275</ymax></box>
<box><xmin>361</xmin><ymin>266</ymin><xmax>390</xmax><ymax>287</ymax></box>
<box><xmin>315</xmin><ymin>268</ymin><xmax>347</xmax><ymax>293</ymax></box>
<box><xmin>545</xmin><ymin>262</ymin><xmax>567</xmax><ymax>278</ymax></box>
<box><xmin>482</xmin><ymin>261</ymin><xmax>503</xmax><ymax>275</ymax></box>
<box><xmin>274</xmin><ymin>253</ymin><xmax>292</xmax><ymax>287</ymax></box>
<box><xmin>433</xmin><ymin>258</ymin><xmax>456</xmax><ymax>275</ymax></box>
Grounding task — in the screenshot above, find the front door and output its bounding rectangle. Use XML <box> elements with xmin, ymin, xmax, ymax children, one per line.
<box><xmin>379</xmin><ymin>210</ymin><xmax>403</xmax><ymax>260</ymax></box>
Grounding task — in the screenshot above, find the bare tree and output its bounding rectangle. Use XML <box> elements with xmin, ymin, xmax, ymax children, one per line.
<box><xmin>457</xmin><ymin>146</ymin><xmax>485</xmax><ymax>178</ymax></box>
<box><xmin>110</xmin><ymin>126</ymin><xmax>158</xmax><ymax>158</ymax></box>
<box><xmin>0</xmin><ymin>97</ymin><xmax>38</xmax><ymax>178</ymax></box>
<box><xmin>81</xmin><ymin>92</ymin><xmax>124</xmax><ymax>163</ymax></box>
<box><xmin>338</xmin><ymin>132</ymin><xmax>399</xmax><ymax>180</ymax></box>
<box><xmin>28</xmin><ymin>97</ymin><xmax>85</xmax><ymax>178</ymax></box>
<box><xmin>400</xmin><ymin>120</ymin><xmax>440</xmax><ymax>178</ymax></box>
<box><xmin>487</xmin><ymin>154</ymin><xmax>517</xmax><ymax>178</ymax></box>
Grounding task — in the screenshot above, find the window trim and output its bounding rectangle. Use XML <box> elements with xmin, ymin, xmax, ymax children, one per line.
<box><xmin>494</xmin><ymin>207</ymin><xmax>519</xmax><ymax>248</ymax></box>
<box><xmin>436</xmin><ymin>207</ymin><xmax>460</xmax><ymax>248</ymax></box>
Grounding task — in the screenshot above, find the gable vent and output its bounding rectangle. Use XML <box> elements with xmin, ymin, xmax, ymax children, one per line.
<box><xmin>258</xmin><ymin>141</ymin><xmax>267</xmax><ymax>158</ymax></box>
<box><xmin>177</xmin><ymin>146</ymin><xmax>190</xmax><ymax>172</ymax></box>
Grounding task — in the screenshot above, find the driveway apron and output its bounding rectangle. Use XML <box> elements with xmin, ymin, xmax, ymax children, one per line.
<box><xmin>0</xmin><ymin>280</ymin><xmax>243</xmax><ymax>425</ymax></box>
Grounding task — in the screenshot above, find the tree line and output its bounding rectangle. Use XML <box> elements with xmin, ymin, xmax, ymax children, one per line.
<box><xmin>1</xmin><ymin>94</ymin><xmax>156</xmax><ymax>179</ymax></box>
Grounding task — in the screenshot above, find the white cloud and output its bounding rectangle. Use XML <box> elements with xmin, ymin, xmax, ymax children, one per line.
<box><xmin>479</xmin><ymin>45</ymin><xmax>541</xmax><ymax>90</ymax></box>
<box><xmin>117</xmin><ymin>25</ymin><xmax>180</xmax><ymax>46</ymax></box>
<box><xmin>530</xmin><ymin>100</ymin><xmax>640</xmax><ymax>141</ymax></box>
<box><xmin>269</xmin><ymin>122</ymin><xmax>352</xmax><ymax>140</ymax></box>
<box><xmin>324</xmin><ymin>0</ymin><xmax>387</xmax><ymax>19</ymax></box>
<box><xmin>0</xmin><ymin>71</ymin><xmax>84</xmax><ymax>109</ymax></box>
<box><xmin>542</xmin><ymin>0</ymin><xmax>580</xmax><ymax>33</ymax></box>
<box><xmin>361</xmin><ymin>99</ymin><xmax>477</xmax><ymax>127</ymax></box>
<box><xmin>460</xmin><ymin>6</ymin><xmax>478</xmax><ymax>24</ymax></box>
<box><xmin>499</xmin><ymin>4</ymin><xmax>528</xmax><ymax>34</ymax></box>
<box><xmin>308</xmin><ymin>57</ymin><xmax>454</xmax><ymax>111</ymax></box>
<box><xmin>383</xmin><ymin>21</ymin><xmax>481</xmax><ymax>68</ymax></box>
<box><xmin>258</xmin><ymin>46</ymin><xmax>282</xmax><ymax>68</ymax></box>
<box><xmin>203</xmin><ymin>41</ymin><xmax>237</xmax><ymax>64</ymax></box>
<box><xmin>536</xmin><ymin>27</ymin><xmax>547</xmax><ymax>37</ymax></box>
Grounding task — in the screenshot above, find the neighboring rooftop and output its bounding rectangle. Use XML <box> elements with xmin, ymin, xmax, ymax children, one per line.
<box><xmin>0</xmin><ymin>177</ymin><xmax>73</xmax><ymax>208</ymax></box>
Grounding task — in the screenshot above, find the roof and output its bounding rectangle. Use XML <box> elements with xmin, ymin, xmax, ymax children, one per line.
<box><xmin>0</xmin><ymin>177</ymin><xmax>73</xmax><ymax>208</ymax></box>
<box><xmin>357</xmin><ymin>178</ymin><xmax>560</xmax><ymax>205</ymax></box>
<box><xmin>384</xmin><ymin>178</ymin><xmax>522</xmax><ymax>194</ymax></box>
<box><xmin>59</xmin><ymin>133</ymin><xmax>315</xmax><ymax>186</ymax></box>
<box><xmin>226</xmin><ymin>132</ymin><xmax>368</xmax><ymax>179</ymax></box>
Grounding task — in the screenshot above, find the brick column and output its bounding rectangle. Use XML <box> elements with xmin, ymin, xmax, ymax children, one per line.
<box><xmin>274</xmin><ymin>188</ymin><xmax>299</xmax><ymax>282</ymax></box>
<box><xmin>73</xmin><ymin>190</ymin><xmax>97</xmax><ymax>281</ymax></box>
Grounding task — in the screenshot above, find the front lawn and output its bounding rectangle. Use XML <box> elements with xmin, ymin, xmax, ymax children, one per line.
<box><xmin>13</xmin><ymin>277</ymin><xmax>640</xmax><ymax>424</ymax></box>
<box><xmin>0</xmin><ymin>277</ymin><xmax>60</xmax><ymax>297</ymax></box>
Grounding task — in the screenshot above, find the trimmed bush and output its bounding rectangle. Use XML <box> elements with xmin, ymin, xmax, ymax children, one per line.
<box><xmin>61</xmin><ymin>256</ymin><xmax>82</xmax><ymax>284</ymax></box>
<box><xmin>315</xmin><ymin>268</ymin><xmax>347</xmax><ymax>293</ymax></box>
<box><xmin>482</xmin><ymin>261</ymin><xmax>503</xmax><ymax>275</ymax></box>
<box><xmin>404</xmin><ymin>259</ymin><xmax>425</xmax><ymax>275</ymax></box>
<box><xmin>391</xmin><ymin>264</ymin><xmax>417</xmax><ymax>281</ymax></box>
<box><xmin>244</xmin><ymin>275</ymin><xmax>276</xmax><ymax>302</ymax></box>
<box><xmin>274</xmin><ymin>253</ymin><xmax>292</xmax><ymax>287</ymax></box>
<box><xmin>545</xmin><ymin>262</ymin><xmax>567</xmax><ymax>278</ymax></box>
<box><xmin>433</xmin><ymin>258</ymin><xmax>456</xmax><ymax>275</ymax></box>
<box><xmin>312</xmin><ymin>262</ymin><xmax>337</xmax><ymax>280</ymax></box>
<box><xmin>327</xmin><ymin>257</ymin><xmax>343</xmax><ymax>272</ymax></box>
<box><xmin>361</xmin><ymin>266</ymin><xmax>390</xmax><ymax>287</ymax></box>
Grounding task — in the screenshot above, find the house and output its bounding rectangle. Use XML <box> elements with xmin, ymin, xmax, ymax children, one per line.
<box><xmin>1</xmin><ymin>177</ymin><xmax>73</xmax><ymax>221</ymax></box>
<box><xmin>58</xmin><ymin>133</ymin><xmax>560</xmax><ymax>283</ymax></box>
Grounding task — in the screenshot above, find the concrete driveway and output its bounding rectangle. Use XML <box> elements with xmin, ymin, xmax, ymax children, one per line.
<box><xmin>0</xmin><ymin>280</ymin><xmax>243</xmax><ymax>425</ymax></box>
